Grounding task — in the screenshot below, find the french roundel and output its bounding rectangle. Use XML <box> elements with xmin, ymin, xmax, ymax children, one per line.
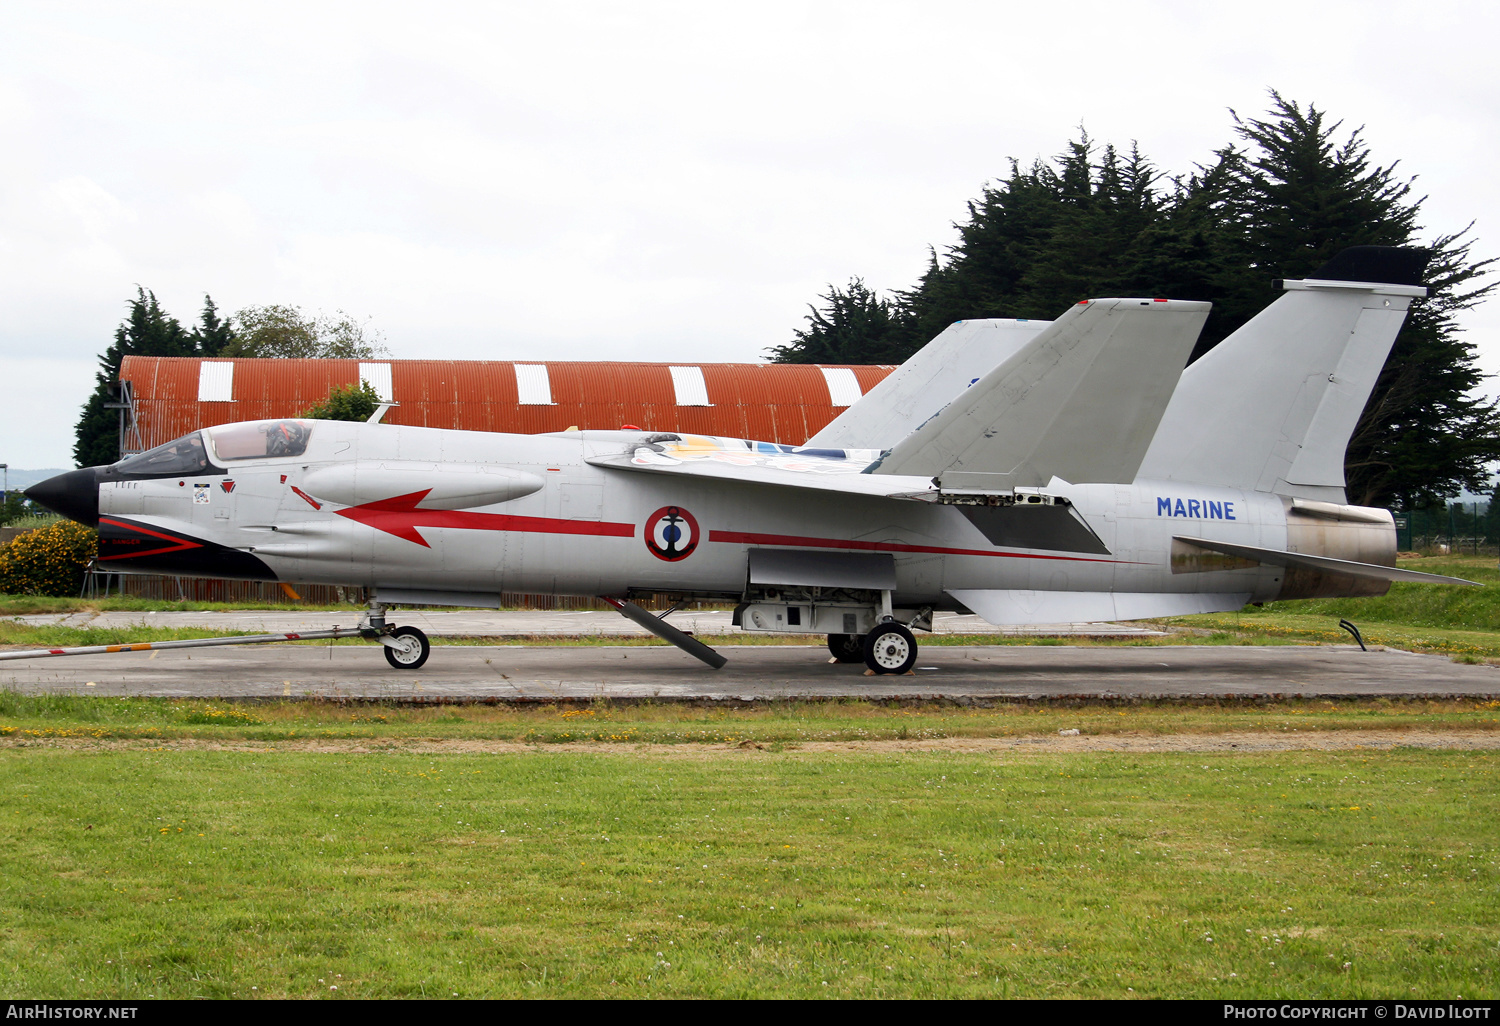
<box><xmin>645</xmin><ymin>506</ymin><xmax>700</xmax><ymax>561</ymax></box>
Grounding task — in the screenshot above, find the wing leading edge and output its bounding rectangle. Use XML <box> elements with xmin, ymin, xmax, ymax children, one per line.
<box><xmin>585</xmin><ymin>435</ymin><xmax>935</xmax><ymax>499</ymax></box>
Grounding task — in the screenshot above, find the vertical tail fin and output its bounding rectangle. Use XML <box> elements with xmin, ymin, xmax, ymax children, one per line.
<box><xmin>1136</xmin><ymin>247</ymin><xmax>1429</xmax><ymax>502</ymax></box>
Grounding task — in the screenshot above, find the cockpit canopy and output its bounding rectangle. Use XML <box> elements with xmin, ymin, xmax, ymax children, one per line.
<box><xmin>113</xmin><ymin>432</ymin><xmax>216</xmax><ymax>478</ymax></box>
<box><xmin>109</xmin><ymin>421</ymin><xmax>314</xmax><ymax>479</ymax></box>
<box><xmin>209</xmin><ymin>420</ymin><xmax>313</xmax><ymax>461</ymax></box>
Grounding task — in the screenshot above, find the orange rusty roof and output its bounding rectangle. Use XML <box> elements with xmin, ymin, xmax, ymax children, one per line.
<box><xmin>119</xmin><ymin>357</ymin><xmax>896</xmax><ymax>452</ymax></box>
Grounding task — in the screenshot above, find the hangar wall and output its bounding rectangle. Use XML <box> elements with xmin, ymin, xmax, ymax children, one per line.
<box><xmin>118</xmin><ymin>357</ymin><xmax>896</xmax><ymax>453</ymax></box>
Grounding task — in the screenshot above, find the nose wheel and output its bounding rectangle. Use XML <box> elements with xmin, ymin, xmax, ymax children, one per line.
<box><xmin>863</xmin><ymin>622</ymin><xmax>917</xmax><ymax>675</ymax></box>
<box><xmin>382</xmin><ymin>625</ymin><xmax>430</xmax><ymax>669</ymax></box>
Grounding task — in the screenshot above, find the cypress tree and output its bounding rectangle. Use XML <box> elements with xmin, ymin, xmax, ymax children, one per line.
<box><xmin>189</xmin><ymin>294</ymin><xmax>236</xmax><ymax>356</ymax></box>
<box><xmin>771</xmin><ymin>94</ymin><xmax>1497</xmax><ymax>508</ymax></box>
<box><xmin>1228</xmin><ymin>94</ymin><xmax>1499</xmax><ymax>505</ymax></box>
<box><xmin>766</xmin><ymin>279</ymin><xmax>906</xmax><ymax>364</ymax></box>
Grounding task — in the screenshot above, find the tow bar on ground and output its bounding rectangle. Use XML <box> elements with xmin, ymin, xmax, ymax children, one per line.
<box><xmin>0</xmin><ymin>603</ymin><xmax>432</xmax><ymax>670</ymax></box>
<box><xmin>0</xmin><ymin>626</ymin><xmax>369</xmax><ymax>662</ymax></box>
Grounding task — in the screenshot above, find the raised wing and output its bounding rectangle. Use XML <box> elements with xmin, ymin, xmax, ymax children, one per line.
<box><xmin>806</xmin><ymin>318</ymin><xmax>1050</xmax><ymax>450</ymax></box>
<box><xmin>869</xmin><ymin>298</ymin><xmax>1209</xmax><ymax>489</ymax></box>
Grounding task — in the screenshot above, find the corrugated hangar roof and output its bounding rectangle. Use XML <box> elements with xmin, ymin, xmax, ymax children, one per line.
<box><xmin>118</xmin><ymin>357</ymin><xmax>896</xmax><ymax>451</ymax></box>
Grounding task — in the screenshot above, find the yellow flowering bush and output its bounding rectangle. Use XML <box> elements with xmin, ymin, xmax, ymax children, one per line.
<box><xmin>0</xmin><ymin>521</ymin><xmax>98</xmax><ymax>596</ymax></box>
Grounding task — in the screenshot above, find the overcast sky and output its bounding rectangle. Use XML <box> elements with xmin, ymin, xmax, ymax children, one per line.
<box><xmin>3</xmin><ymin>0</ymin><xmax>1497</xmax><ymax>470</ymax></box>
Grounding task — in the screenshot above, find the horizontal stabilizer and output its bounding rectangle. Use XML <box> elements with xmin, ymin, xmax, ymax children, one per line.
<box><xmin>948</xmin><ymin>588</ymin><xmax>1252</xmax><ymax>626</ymax></box>
<box><xmin>806</xmin><ymin>319</ymin><xmax>1049</xmax><ymax>450</ymax></box>
<box><xmin>871</xmin><ymin>298</ymin><xmax>1209</xmax><ymax>489</ymax></box>
<box><xmin>1173</xmin><ymin>537</ymin><xmax>1477</xmax><ymax>586</ymax></box>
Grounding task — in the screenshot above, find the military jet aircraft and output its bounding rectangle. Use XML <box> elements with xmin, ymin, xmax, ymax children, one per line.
<box><xmin>25</xmin><ymin>246</ymin><xmax>1471</xmax><ymax>674</ymax></box>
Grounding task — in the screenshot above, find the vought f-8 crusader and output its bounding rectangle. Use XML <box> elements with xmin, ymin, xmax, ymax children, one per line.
<box><xmin>21</xmin><ymin>247</ymin><xmax>1470</xmax><ymax>673</ymax></box>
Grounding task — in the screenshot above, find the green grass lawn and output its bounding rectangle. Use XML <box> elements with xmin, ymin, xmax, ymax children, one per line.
<box><xmin>2</xmin><ymin>693</ymin><xmax>1499</xmax><ymax>745</ymax></box>
<box><xmin>0</xmin><ymin>595</ymin><xmax>366</xmax><ymax>616</ymax></box>
<box><xmin>1165</xmin><ymin>556</ymin><xmax>1500</xmax><ymax>658</ymax></box>
<box><xmin>3</xmin><ymin>561</ymin><xmax>1495</xmax><ymax>997</ymax></box>
<box><xmin>0</xmin><ymin>741</ymin><xmax>1495</xmax><ymax>999</ymax></box>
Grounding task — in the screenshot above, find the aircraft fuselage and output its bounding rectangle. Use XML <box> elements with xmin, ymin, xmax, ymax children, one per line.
<box><xmin>78</xmin><ymin>419</ymin><xmax>1392</xmax><ymax>613</ymax></box>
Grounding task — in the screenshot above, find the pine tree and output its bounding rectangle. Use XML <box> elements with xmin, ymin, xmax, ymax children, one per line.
<box><xmin>74</xmin><ymin>293</ymin><xmax>394</xmax><ymax>467</ymax></box>
<box><xmin>1225</xmin><ymin>95</ymin><xmax>1498</xmax><ymax>506</ymax></box>
<box><xmin>1346</xmin><ymin>228</ymin><xmax>1499</xmax><ymax>506</ymax></box>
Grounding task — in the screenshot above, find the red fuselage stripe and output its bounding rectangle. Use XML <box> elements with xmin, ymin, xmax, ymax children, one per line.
<box><xmin>707</xmin><ymin>529</ymin><xmax>1126</xmax><ymax>564</ymax></box>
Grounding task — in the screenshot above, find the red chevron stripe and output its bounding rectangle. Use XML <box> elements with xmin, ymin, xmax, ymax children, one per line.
<box><xmin>335</xmin><ymin>490</ymin><xmax>636</xmax><ymax>547</ymax></box>
<box><xmin>97</xmin><ymin>517</ymin><xmax>204</xmax><ymax>561</ymax></box>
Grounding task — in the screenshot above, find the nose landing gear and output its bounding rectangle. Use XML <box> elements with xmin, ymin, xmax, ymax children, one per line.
<box><xmin>362</xmin><ymin>601</ymin><xmax>430</xmax><ymax>670</ymax></box>
<box><xmin>381</xmin><ymin>625</ymin><xmax>431</xmax><ymax>669</ymax></box>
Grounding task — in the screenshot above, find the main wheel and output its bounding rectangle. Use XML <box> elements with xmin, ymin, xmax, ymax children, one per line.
<box><xmin>383</xmin><ymin>625</ymin><xmax>430</xmax><ymax>670</ymax></box>
<box><xmin>863</xmin><ymin>622</ymin><xmax>917</xmax><ymax>675</ymax></box>
<box><xmin>827</xmin><ymin>633</ymin><xmax>865</xmax><ymax>663</ymax></box>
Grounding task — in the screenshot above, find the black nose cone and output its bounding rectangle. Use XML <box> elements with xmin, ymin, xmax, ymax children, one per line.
<box><xmin>25</xmin><ymin>468</ymin><xmax>103</xmax><ymax>527</ymax></box>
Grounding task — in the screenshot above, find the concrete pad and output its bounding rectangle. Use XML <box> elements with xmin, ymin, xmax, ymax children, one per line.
<box><xmin>2</xmin><ymin>643</ymin><xmax>1498</xmax><ymax>702</ymax></box>
<box><xmin>6</xmin><ymin>609</ymin><xmax>1165</xmax><ymax>637</ymax></box>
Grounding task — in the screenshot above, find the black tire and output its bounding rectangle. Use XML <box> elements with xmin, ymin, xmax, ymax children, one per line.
<box><xmin>827</xmin><ymin>633</ymin><xmax>865</xmax><ymax>663</ymax></box>
<box><xmin>863</xmin><ymin>622</ymin><xmax>917</xmax><ymax>675</ymax></box>
<box><xmin>383</xmin><ymin>625</ymin><xmax>430</xmax><ymax>670</ymax></box>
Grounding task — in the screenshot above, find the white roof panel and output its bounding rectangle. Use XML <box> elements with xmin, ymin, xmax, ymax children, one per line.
<box><xmin>820</xmin><ymin>367</ymin><xmax>863</xmax><ymax>408</ymax></box>
<box><xmin>669</xmin><ymin>366</ymin><xmax>712</xmax><ymax>406</ymax></box>
<box><xmin>515</xmin><ymin>364</ymin><xmax>554</xmax><ymax>405</ymax></box>
<box><xmin>359</xmin><ymin>362</ymin><xmax>394</xmax><ymax>401</ymax></box>
<box><xmin>197</xmin><ymin>362</ymin><xmax>234</xmax><ymax>402</ymax></box>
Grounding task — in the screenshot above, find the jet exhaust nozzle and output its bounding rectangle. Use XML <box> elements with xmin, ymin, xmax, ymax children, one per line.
<box><xmin>24</xmin><ymin>468</ymin><xmax>104</xmax><ymax>527</ymax></box>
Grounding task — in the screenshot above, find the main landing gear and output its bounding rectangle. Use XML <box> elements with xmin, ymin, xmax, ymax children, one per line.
<box><xmin>826</xmin><ymin>633</ymin><xmax>864</xmax><ymax>663</ymax></box>
<box><xmin>827</xmin><ymin>622</ymin><xmax>919</xmax><ymax>675</ymax></box>
<box><xmin>861</xmin><ymin>622</ymin><xmax>918</xmax><ymax>675</ymax></box>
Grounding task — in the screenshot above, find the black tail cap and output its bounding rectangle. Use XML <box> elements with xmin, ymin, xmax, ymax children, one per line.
<box><xmin>1310</xmin><ymin>246</ymin><xmax>1431</xmax><ymax>287</ymax></box>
